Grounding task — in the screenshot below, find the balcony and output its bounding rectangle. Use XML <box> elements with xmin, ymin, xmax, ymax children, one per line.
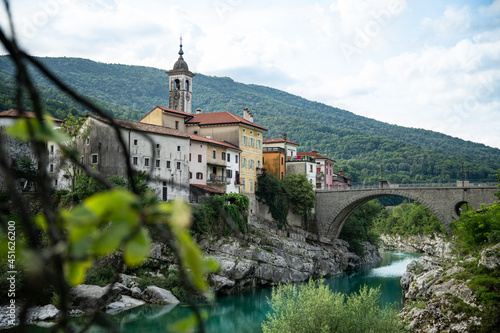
<box><xmin>263</xmin><ymin>147</ymin><xmax>286</xmax><ymax>154</ymax></box>
<box><xmin>287</xmin><ymin>155</ymin><xmax>315</xmax><ymax>162</ymax></box>
<box><xmin>207</xmin><ymin>174</ymin><xmax>226</xmax><ymax>184</ymax></box>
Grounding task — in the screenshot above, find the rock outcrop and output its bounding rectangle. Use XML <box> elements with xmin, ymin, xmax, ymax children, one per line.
<box><xmin>400</xmin><ymin>255</ymin><xmax>482</xmax><ymax>332</ymax></box>
<box><xmin>197</xmin><ymin>227</ymin><xmax>382</xmax><ymax>294</ymax></box>
<box><xmin>380</xmin><ymin>234</ymin><xmax>453</xmax><ymax>257</ymax></box>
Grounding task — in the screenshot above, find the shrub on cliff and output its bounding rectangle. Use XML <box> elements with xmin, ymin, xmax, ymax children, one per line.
<box><xmin>262</xmin><ymin>279</ymin><xmax>400</xmax><ymax>333</ymax></box>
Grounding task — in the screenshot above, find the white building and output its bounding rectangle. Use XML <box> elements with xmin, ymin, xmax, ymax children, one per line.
<box><xmin>80</xmin><ymin>114</ymin><xmax>191</xmax><ymax>201</ymax></box>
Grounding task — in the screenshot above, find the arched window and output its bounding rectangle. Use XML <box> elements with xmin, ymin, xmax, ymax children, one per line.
<box><xmin>173</xmin><ymin>79</ymin><xmax>180</xmax><ymax>90</ymax></box>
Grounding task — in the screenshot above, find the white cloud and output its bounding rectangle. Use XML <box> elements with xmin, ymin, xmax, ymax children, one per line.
<box><xmin>421</xmin><ymin>6</ymin><xmax>470</xmax><ymax>38</ymax></box>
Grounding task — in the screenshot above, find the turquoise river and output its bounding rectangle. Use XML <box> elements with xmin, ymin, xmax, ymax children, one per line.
<box><xmin>32</xmin><ymin>251</ymin><xmax>421</xmax><ymax>332</ymax></box>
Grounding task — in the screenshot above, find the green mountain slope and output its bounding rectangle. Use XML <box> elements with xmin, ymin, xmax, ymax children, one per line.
<box><xmin>0</xmin><ymin>55</ymin><xmax>499</xmax><ymax>184</ymax></box>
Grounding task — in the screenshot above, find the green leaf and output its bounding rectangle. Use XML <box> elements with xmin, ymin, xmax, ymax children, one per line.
<box><xmin>65</xmin><ymin>259</ymin><xmax>93</xmax><ymax>286</ymax></box>
<box><xmin>92</xmin><ymin>220</ymin><xmax>132</xmax><ymax>256</ymax></box>
<box><xmin>123</xmin><ymin>227</ymin><xmax>151</xmax><ymax>267</ymax></box>
<box><xmin>6</xmin><ymin>116</ymin><xmax>68</xmax><ymax>144</ymax></box>
<box><xmin>84</xmin><ymin>189</ymin><xmax>138</xmax><ymax>224</ymax></box>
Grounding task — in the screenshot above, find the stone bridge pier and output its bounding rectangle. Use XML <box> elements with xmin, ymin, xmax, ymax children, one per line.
<box><xmin>315</xmin><ymin>186</ymin><xmax>498</xmax><ymax>240</ymax></box>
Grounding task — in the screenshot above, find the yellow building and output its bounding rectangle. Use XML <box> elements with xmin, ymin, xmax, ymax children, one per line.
<box><xmin>184</xmin><ymin>108</ymin><xmax>267</xmax><ymax>194</ymax></box>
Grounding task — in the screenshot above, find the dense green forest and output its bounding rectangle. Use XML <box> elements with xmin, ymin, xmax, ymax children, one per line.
<box><xmin>1</xmin><ymin>55</ymin><xmax>499</xmax><ymax>184</ymax></box>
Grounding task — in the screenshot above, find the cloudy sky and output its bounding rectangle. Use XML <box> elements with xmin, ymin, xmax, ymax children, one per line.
<box><xmin>1</xmin><ymin>0</ymin><xmax>500</xmax><ymax>148</ymax></box>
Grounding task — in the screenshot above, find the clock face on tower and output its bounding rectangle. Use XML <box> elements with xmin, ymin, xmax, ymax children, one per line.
<box><xmin>174</xmin><ymin>92</ymin><xmax>180</xmax><ymax>100</ymax></box>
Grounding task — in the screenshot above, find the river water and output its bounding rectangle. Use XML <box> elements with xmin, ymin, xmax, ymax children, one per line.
<box><xmin>57</xmin><ymin>251</ymin><xmax>420</xmax><ymax>333</ymax></box>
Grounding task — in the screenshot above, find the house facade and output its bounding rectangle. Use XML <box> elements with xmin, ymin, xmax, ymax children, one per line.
<box><xmin>80</xmin><ymin>114</ymin><xmax>191</xmax><ymax>201</ymax></box>
<box><xmin>262</xmin><ymin>134</ymin><xmax>300</xmax><ymax>180</ymax></box>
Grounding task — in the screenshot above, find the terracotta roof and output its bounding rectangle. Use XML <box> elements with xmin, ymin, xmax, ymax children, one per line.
<box><xmin>190</xmin><ymin>184</ymin><xmax>224</xmax><ymax>194</ymax></box>
<box><xmin>0</xmin><ymin>109</ymin><xmax>63</xmax><ymax>123</ymax></box>
<box><xmin>298</xmin><ymin>151</ymin><xmax>335</xmax><ymax>162</ymax></box>
<box><xmin>88</xmin><ymin>114</ymin><xmax>190</xmax><ymax>139</ymax></box>
<box><xmin>139</xmin><ymin>106</ymin><xmax>194</xmax><ymax>122</ymax></box>
<box><xmin>190</xmin><ymin>134</ymin><xmax>241</xmax><ymax>151</ymax></box>
<box><xmin>263</xmin><ymin>138</ymin><xmax>300</xmax><ymax>146</ymax></box>
<box><xmin>186</xmin><ymin>111</ymin><xmax>267</xmax><ymax>131</ymax></box>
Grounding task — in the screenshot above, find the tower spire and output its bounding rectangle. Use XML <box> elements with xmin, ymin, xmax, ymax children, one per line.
<box><xmin>178</xmin><ymin>35</ymin><xmax>184</xmax><ymax>56</ymax></box>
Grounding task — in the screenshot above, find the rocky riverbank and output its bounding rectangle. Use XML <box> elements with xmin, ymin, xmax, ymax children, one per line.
<box><xmin>379</xmin><ymin>233</ymin><xmax>453</xmax><ymax>257</ymax></box>
<box><xmin>394</xmin><ymin>237</ymin><xmax>500</xmax><ymax>333</ymax></box>
<box><xmin>0</xmin><ymin>223</ymin><xmax>382</xmax><ymax>329</ymax></box>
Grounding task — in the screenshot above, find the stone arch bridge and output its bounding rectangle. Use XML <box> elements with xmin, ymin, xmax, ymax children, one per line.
<box><xmin>315</xmin><ymin>185</ymin><xmax>498</xmax><ymax>240</ymax></box>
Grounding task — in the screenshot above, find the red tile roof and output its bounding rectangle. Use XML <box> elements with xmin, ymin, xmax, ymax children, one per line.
<box><xmin>186</xmin><ymin>111</ymin><xmax>267</xmax><ymax>131</ymax></box>
<box><xmin>298</xmin><ymin>151</ymin><xmax>335</xmax><ymax>162</ymax></box>
<box><xmin>0</xmin><ymin>109</ymin><xmax>63</xmax><ymax>123</ymax></box>
<box><xmin>88</xmin><ymin>114</ymin><xmax>190</xmax><ymax>139</ymax></box>
<box><xmin>190</xmin><ymin>134</ymin><xmax>241</xmax><ymax>151</ymax></box>
<box><xmin>263</xmin><ymin>138</ymin><xmax>300</xmax><ymax>146</ymax></box>
<box><xmin>190</xmin><ymin>184</ymin><xmax>224</xmax><ymax>194</ymax></box>
<box><xmin>139</xmin><ymin>106</ymin><xmax>194</xmax><ymax>122</ymax></box>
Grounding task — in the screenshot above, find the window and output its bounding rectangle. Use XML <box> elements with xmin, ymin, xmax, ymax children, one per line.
<box><xmin>91</xmin><ymin>154</ymin><xmax>98</xmax><ymax>164</ymax></box>
<box><xmin>242</xmin><ymin>128</ymin><xmax>246</xmax><ymax>133</ymax></box>
<box><xmin>133</xmin><ymin>139</ymin><xmax>138</xmax><ymax>146</ymax></box>
<box><xmin>235</xmin><ymin>155</ymin><xmax>239</xmax><ymax>164</ymax></box>
<box><xmin>176</xmin><ymin>162</ymin><xmax>181</xmax><ymax>169</ymax></box>
<box><xmin>175</xmin><ymin>121</ymin><xmax>179</xmax><ymax>130</ymax></box>
<box><xmin>257</xmin><ymin>132</ymin><xmax>261</xmax><ymax>137</ymax></box>
<box><xmin>281</xmin><ymin>157</ymin><xmax>284</xmax><ymax>165</ymax></box>
<box><xmin>256</xmin><ymin>139</ymin><xmax>261</xmax><ymax>149</ymax></box>
<box><xmin>54</xmin><ymin>179</ymin><xmax>58</xmax><ymax>186</ymax></box>
<box><xmin>213</xmin><ymin>150</ymin><xmax>217</xmax><ymax>159</ymax></box>
<box><xmin>249</xmin><ymin>159</ymin><xmax>254</xmax><ymax>170</ymax></box>
<box><xmin>241</xmin><ymin>135</ymin><xmax>247</xmax><ymax>146</ymax></box>
<box><xmin>257</xmin><ymin>160</ymin><xmax>261</xmax><ymax>168</ymax></box>
<box><xmin>144</xmin><ymin>158</ymin><xmax>149</xmax><ymax>167</ymax></box>
<box><xmin>309</xmin><ymin>165</ymin><xmax>313</xmax><ymax>172</ymax></box>
<box><xmin>212</xmin><ymin>166</ymin><xmax>217</xmax><ymax>175</ymax></box>
<box><xmin>166</xmin><ymin>160</ymin><xmax>171</xmax><ymax>169</ymax></box>
<box><xmin>227</xmin><ymin>153</ymin><xmax>231</xmax><ymax>162</ymax></box>
<box><xmin>156</xmin><ymin>143</ymin><xmax>160</xmax><ymax>149</ymax></box>
<box><xmin>177</xmin><ymin>146</ymin><xmax>181</xmax><ymax>152</ymax></box>
<box><xmin>249</xmin><ymin>179</ymin><xmax>254</xmax><ymax>192</ymax></box>
<box><xmin>156</xmin><ymin>159</ymin><xmax>161</xmax><ymax>168</ymax></box>
<box><xmin>49</xmin><ymin>164</ymin><xmax>54</xmax><ymax>172</ymax></box>
<box><xmin>198</xmin><ymin>154</ymin><xmax>202</xmax><ymax>163</ymax></box>
<box><xmin>189</xmin><ymin>153</ymin><xmax>191</xmax><ymax>162</ymax></box>
<box><xmin>50</xmin><ymin>145</ymin><xmax>54</xmax><ymax>153</ymax></box>
<box><xmin>226</xmin><ymin>169</ymin><xmax>232</xmax><ymax>178</ymax></box>
<box><xmin>133</xmin><ymin>157</ymin><xmax>138</xmax><ymax>165</ymax></box>
<box><xmin>86</xmin><ymin>137</ymin><xmax>90</xmax><ymax>145</ymax></box>
<box><xmin>250</xmin><ymin>130</ymin><xmax>253</xmax><ymax>135</ymax></box>
<box><xmin>189</xmin><ymin>172</ymin><xmax>192</xmax><ymax>179</ymax></box>
<box><xmin>241</xmin><ymin>157</ymin><xmax>247</xmax><ymax>169</ymax></box>
<box><xmin>196</xmin><ymin>172</ymin><xmax>203</xmax><ymax>180</ymax></box>
<box><xmin>221</xmin><ymin>152</ymin><xmax>226</xmax><ymax>161</ymax></box>
<box><xmin>249</xmin><ymin>138</ymin><xmax>255</xmax><ymax>148</ymax></box>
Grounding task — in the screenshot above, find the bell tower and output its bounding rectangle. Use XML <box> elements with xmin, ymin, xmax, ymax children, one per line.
<box><xmin>167</xmin><ymin>37</ymin><xmax>195</xmax><ymax>113</ymax></box>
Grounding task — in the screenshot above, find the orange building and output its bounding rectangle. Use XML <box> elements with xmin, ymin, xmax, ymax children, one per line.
<box><xmin>262</xmin><ymin>146</ymin><xmax>286</xmax><ymax>180</ymax></box>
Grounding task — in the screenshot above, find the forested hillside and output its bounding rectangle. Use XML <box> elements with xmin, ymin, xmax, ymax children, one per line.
<box><xmin>1</xmin><ymin>55</ymin><xmax>499</xmax><ymax>184</ymax></box>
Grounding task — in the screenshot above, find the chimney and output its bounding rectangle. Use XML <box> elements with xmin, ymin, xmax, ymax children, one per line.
<box><xmin>243</xmin><ymin>108</ymin><xmax>254</xmax><ymax>123</ymax></box>
<box><xmin>283</xmin><ymin>134</ymin><xmax>287</xmax><ymax>141</ymax></box>
<box><xmin>196</xmin><ymin>108</ymin><xmax>202</xmax><ymax>114</ymax></box>
<box><xmin>339</xmin><ymin>170</ymin><xmax>344</xmax><ymax>176</ymax></box>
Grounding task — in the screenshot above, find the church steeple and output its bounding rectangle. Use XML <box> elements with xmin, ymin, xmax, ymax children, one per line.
<box><xmin>167</xmin><ymin>37</ymin><xmax>195</xmax><ymax>113</ymax></box>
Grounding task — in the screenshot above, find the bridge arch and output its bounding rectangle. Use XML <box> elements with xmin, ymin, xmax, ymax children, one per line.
<box><xmin>324</xmin><ymin>189</ymin><xmax>448</xmax><ymax>240</ymax></box>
